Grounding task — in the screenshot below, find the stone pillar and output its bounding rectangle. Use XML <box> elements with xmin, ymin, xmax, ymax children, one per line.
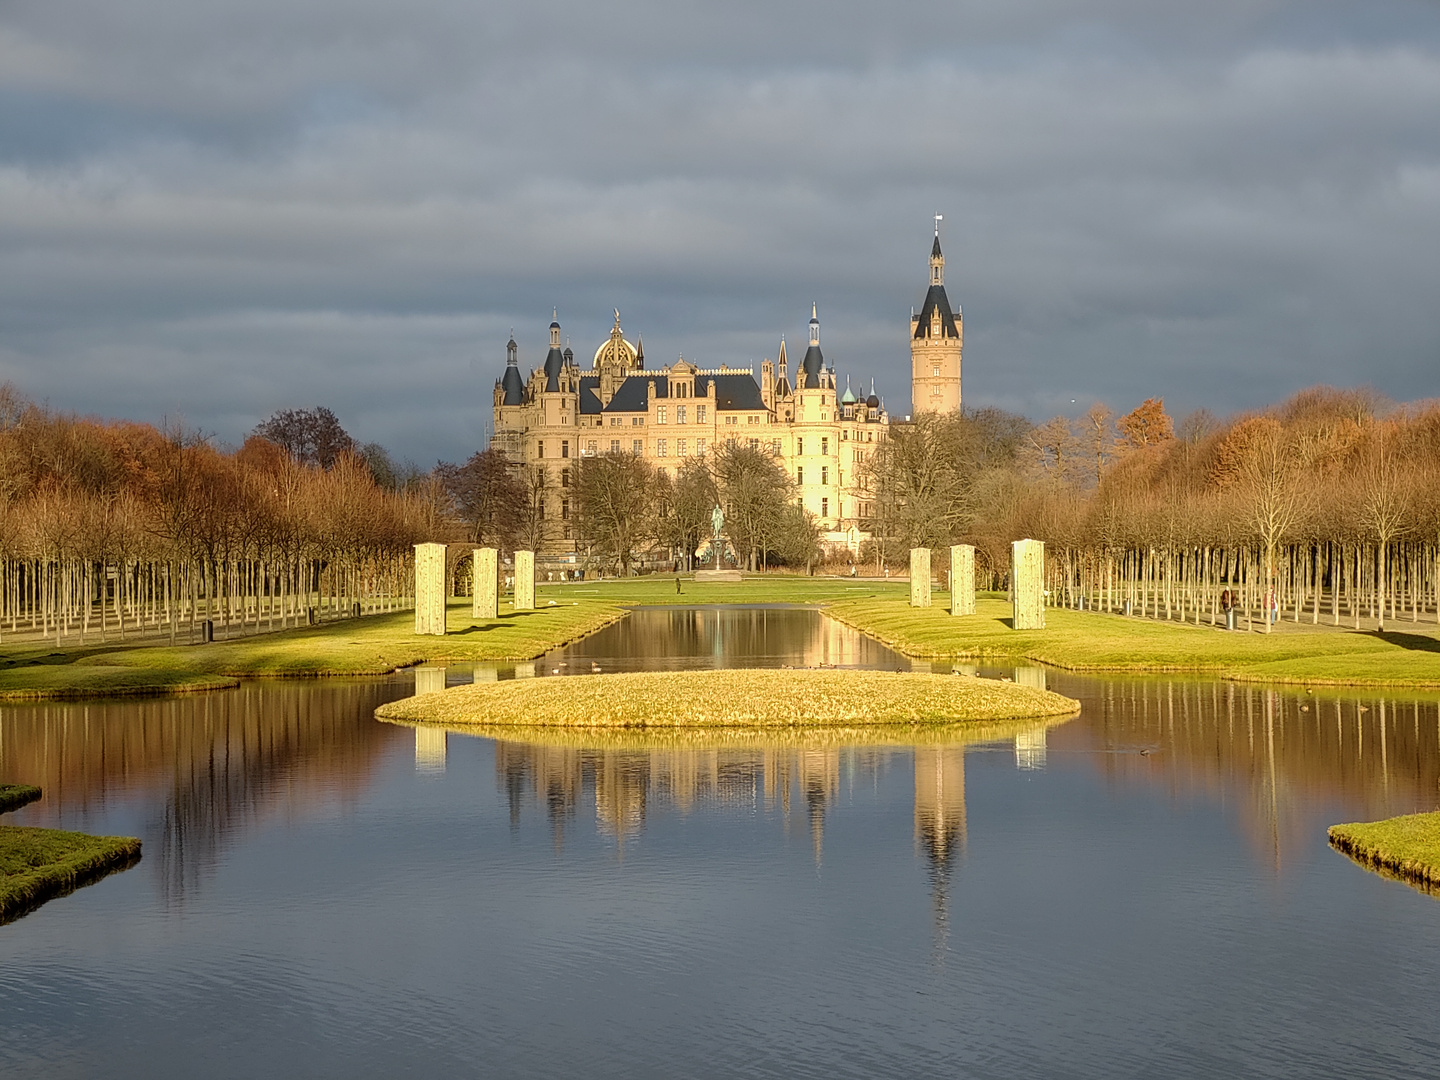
<box><xmin>414</xmin><ymin>542</ymin><xmax>447</xmax><ymax>635</ymax></box>
<box><xmin>1011</xmin><ymin>538</ymin><xmax>1045</xmax><ymax>630</ymax></box>
<box><xmin>909</xmin><ymin>547</ymin><xmax>931</xmax><ymax>608</ymax></box>
<box><xmin>473</xmin><ymin>547</ymin><xmax>498</xmax><ymax>619</ymax></box>
<box><xmin>949</xmin><ymin>544</ymin><xmax>975</xmax><ymax>616</ymax></box>
<box><xmin>514</xmin><ymin>550</ymin><xmax>535</xmax><ymax>610</ymax></box>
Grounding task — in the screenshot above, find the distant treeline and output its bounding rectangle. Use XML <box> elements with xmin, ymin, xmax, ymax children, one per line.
<box><xmin>866</xmin><ymin>387</ymin><xmax>1440</xmax><ymax>632</ymax></box>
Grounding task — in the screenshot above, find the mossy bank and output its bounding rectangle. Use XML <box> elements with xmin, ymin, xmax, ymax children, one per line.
<box><xmin>1329</xmin><ymin>812</ymin><xmax>1440</xmax><ymax>896</ymax></box>
<box><xmin>376</xmin><ymin>668</ymin><xmax>1081</xmax><ymax>730</ymax></box>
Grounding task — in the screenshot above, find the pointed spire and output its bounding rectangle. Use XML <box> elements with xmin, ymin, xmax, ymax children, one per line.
<box><xmin>930</xmin><ymin>221</ymin><xmax>945</xmax><ymax>287</ymax></box>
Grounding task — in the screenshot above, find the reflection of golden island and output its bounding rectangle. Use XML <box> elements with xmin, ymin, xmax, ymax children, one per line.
<box><xmin>379</xmin><ymin>712</ymin><xmax>1075</xmax><ymax>752</ymax></box>
<box><xmin>375</xmin><ymin>669</ymin><xmax>1081</xmax><ymax>730</ymax></box>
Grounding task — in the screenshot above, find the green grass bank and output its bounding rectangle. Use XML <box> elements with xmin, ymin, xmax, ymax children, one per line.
<box><xmin>376</xmin><ymin>667</ymin><xmax>1081</xmax><ymax>729</ymax></box>
<box><xmin>1328</xmin><ymin>813</ymin><xmax>1440</xmax><ymax>896</ymax></box>
<box><xmin>0</xmin><ymin>578</ymin><xmax>885</xmax><ymax>700</ymax></box>
<box><xmin>825</xmin><ymin>594</ymin><xmax>1440</xmax><ymax>688</ymax></box>
<box><xmin>4</xmin><ymin>575</ymin><xmax>1440</xmax><ymax>698</ymax></box>
<box><xmin>0</xmin><ymin>785</ymin><xmax>41</xmax><ymax>814</ymax></box>
<box><xmin>0</xmin><ymin>825</ymin><xmax>142</xmax><ymax>923</ymax></box>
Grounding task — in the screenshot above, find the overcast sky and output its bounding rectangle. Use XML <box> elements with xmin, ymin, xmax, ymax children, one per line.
<box><xmin>2</xmin><ymin>0</ymin><xmax>1438</xmax><ymax>465</ymax></box>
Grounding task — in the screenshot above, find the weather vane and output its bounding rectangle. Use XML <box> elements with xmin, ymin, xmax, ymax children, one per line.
<box><xmin>934</xmin><ymin>213</ymin><xmax>943</xmax><ymax>235</ymax></box>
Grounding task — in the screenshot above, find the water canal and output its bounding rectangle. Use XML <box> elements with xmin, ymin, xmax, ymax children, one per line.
<box><xmin>1</xmin><ymin>606</ymin><xmax>1438</xmax><ymax>1078</ymax></box>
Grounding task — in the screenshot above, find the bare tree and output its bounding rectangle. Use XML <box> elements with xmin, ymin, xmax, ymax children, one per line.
<box><xmin>439</xmin><ymin>449</ymin><xmax>526</xmax><ymax>550</ymax></box>
<box><xmin>254</xmin><ymin>407</ymin><xmax>356</xmax><ymax>470</ymax></box>
<box><xmin>573</xmin><ymin>453</ymin><xmax>656</xmax><ymax>574</ymax></box>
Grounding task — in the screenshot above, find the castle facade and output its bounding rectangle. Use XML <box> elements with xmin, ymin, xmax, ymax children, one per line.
<box><xmin>491</xmin><ymin>232</ymin><xmax>960</xmax><ymax>559</ymax></box>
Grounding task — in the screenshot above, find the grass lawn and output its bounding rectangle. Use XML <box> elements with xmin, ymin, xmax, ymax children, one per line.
<box><xmin>826</xmin><ymin>595</ymin><xmax>1440</xmax><ymax>688</ymax></box>
<box><xmin>377</xmin><ymin>667</ymin><xmax>1081</xmax><ymax>729</ymax></box>
<box><xmin>0</xmin><ymin>822</ymin><xmax>142</xmax><ymax>924</ymax></box>
<box><xmin>0</xmin><ymin>577</ymin><xmax>889</xmax><ymax>699</ymax></box>
<box><xmin>4</xmin><ymin>574</ymin><xmax>1439</xmax><ymax>697</ymax></box>
<box><xmin>1329</xmin><ymin>813</ymin><xmax>1440</xmax><ymax>896</ymax></box>
<box><xmin>0</xmin><ymin>785</ymin><xmax>41</xmax><ymax>813</ymax></box>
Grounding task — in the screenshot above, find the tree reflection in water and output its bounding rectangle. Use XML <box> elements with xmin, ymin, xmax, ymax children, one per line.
<box><xmin>0</xmin><ymin>682</ymin><xmax>408</xmax><ymax>906</ymax></box>
<box><xmin>1062</xmin><ymin>677</ymin><xmax>1440</xmax><ymax>871</ymax></box>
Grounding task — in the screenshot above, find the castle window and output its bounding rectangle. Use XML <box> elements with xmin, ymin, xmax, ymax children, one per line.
<box><xmin>697</xmin><ymin>439</ymin><xmax>707</xmax><ymax>456</ymax></box>
<box><xmin>658</xmin><ymin>439</ymin><xmax>668</xmax><ymax>457</ymax></box>
<box><xmin>797</xmin><ymin>437</ymin><xmax>804</xmax><ymax>455</ymax></box>
<box><xmin>634</xmin><ymin>416</ymin><xmax>644</xmax><ymax>426</ymax></box>
<box><xmin>632</xmin><ymin>439</ymin><xmax>642</xmax><ymax>454</ymax></box>
<box><xmin>611</xmin><ymin>439</ymin><xmax>620</xmax><ymax>453</ymax></box>
<box><xmin>677</xmin><ymin>405</ymin><xmax>687</xmax><ymax>424</ymax></box>
<box><xmin>561</xmin><ymin>468</ymin><xmax>570</xmax><ymax>487</ymax></box>
<box><xmin>797</xmin><ymin>467</ymin><xmax>804</xmax><ymax>485</ymax></box>
<box><xmin>749</xmin><ymin>438</ymin><xmax>759</xmax><ymax>449</ymax></box>
<box><xmin>678</xmin><ymin>439</ymin><xmax>687</xmax><ymax>456</ymax></box>
<box><xmin>821</xmin><ymin>466</ymin><xmax>829</xmax><ymax>484</ymax></box>
<box><xmin>538</xmin><ymin>440</ymin><xmax>545</xmax><ymax>458</ymax></box>
<box><xmin>658</xmin><ymin>406</ymin><xmax>667</xmax><ymax>425</ymax></box>
<box><xmin>562</xmin><ymin>499</ymin><xmax>570</xmax><ymax>520</ymax></box>
<box><xmin>821</xmin><ymin>498</ymin><xmax>829</xmax><ymax>517</ymax></box>
<box><xmin>561</xmin><ymin>440</ymin><xmax>569</xmax><ymax>459</ymax></box>
<box><xmin>611</xmin><ymin>416</ymin><xmax>621</xmax><ymax>427</ymax></box>
<box><xmin>933</xmin><ymin>367</ymin><xmax>940</xmax><ymax>377</ymax></box>
<box><xmin>697</xmin><ymin>405</ymin><xmax>707</xmax><ymax>423</ymax></box>
<box><xmin>587</xmin><ymin>440</ymin><xmax>597</xmax><ymax>454</ymax></box>
<box><xmin>821</xmin><ymin>438</ymin><xmax>829</xmax><ymax>456</ymax></box>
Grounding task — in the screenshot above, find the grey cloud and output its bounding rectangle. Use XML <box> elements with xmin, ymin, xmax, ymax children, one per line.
<box><xmin>0</xmin><ymin>0</ymin><xmax>1438</xmax><ymax>459</ymax></box>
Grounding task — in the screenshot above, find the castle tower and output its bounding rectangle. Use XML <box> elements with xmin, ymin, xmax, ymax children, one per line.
<box><xmin>910</xmin><ymin>220</ymin><xmax>962</xmax><ymax>415</ymax></box>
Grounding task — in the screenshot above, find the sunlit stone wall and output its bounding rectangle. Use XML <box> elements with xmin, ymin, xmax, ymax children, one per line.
<box><xmin>474</xmin><ymin>547</ymin><xmax>498</xmax><ymax>619</ymax></box>
<box><xmin>1011</xmin><ymin>538</ymin><xmax>1045</xmax><ymax>630</ymax></box>
<box><xmin>414</xmin><ymin>542</ymin><xmax>447</xmax><ymax>635</ymax></box>
<box><xmin>950</xmin><ymin>544</ymin><xmax>975</xmax><ymax>616</ymax></box>
<box><xmin>910</xmin><ymin>547</ymin><xmax>931</xmax><ymax>608</ymax></box>
<box><xmin>514</xmin><ymin>550</ymin><xmax>535</xmax><ymax>610</ymax></box>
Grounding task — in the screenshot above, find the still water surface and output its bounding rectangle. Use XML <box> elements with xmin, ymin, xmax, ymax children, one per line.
<box><xmin>2</xmin><ymin>606</ymin><xmax>1439</xmax><ymax>1078</ymax></box>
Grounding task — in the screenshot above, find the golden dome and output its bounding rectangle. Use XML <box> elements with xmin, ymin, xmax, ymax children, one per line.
<box><xmin>593</xmin><ymin>310</ymin><xmax>638</xmax><ymax>370</ymax></box>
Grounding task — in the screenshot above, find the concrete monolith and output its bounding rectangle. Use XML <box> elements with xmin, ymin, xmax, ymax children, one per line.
<box><xmin>414</xmin><ymin>542</ymin><xmax>447</xmax><ymax>635</ymax></box>
<box><xmin>949</xmin><ymin>544</ymin><xmax>975</xmax><ymax>616</ymax></box>
<box><xmin>910</xmin><ymin>547</ymin><xmax>931</xmax><ymax>608</ymax></box>
<box><xmin>1011</xmin><ymin>538</ymin><xmax>1045</xmax><ymax>630</ymax></box>
<box><xmin>473</xmin><ymin>547</ymin><xmax>498</xmax><ymax>619</ymax></box>
<box><xmin>514</xmin><ymin>550</ymin><xmax>535</xmax><ymax>610</ymax></box>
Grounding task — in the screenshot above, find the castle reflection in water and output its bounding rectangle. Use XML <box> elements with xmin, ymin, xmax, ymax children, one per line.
<box><xmin>489</xmin><ymin>737</ymin><xmax>973</xmax><ymax>872</ymax></box>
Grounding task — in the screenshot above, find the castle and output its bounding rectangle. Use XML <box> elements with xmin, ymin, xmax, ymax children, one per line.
<box><xmin>491</xmin><ymin>229</ymin><xmax>962</xmax><ymax>558</ymax></box>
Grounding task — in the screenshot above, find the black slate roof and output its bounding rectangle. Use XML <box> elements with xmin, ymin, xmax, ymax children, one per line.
<box><xmin>543</xmin><ymin>346</ymin><xmax>565</xmax><ymax>392</ymax></box>
<box><xmin>801</xmin><ymin>344</ymin><xmax>824</xmax><ymax>388</ymax></box>
<box><xmin>500</xmin><ymin>364</ymin><xmax>524</xmax><ymax>406</ymax></box>
<box><xmin>703</xmin><ymin>373</ymin><xmax>765</xmax><ymax>411</ymax></box>
<box><xmin>914</xmin><ymin>283</ymin><xmax>959</xmax><ymax>340</ymax></box>
<box><xmin>579</xmin><ymin>375</ymin><xmax>602</xmax><ymax>414</ymax></box>
<box><xmin>600</xmin><ymin>372</ymin><xmax>766</xmax><ymax>413</ymax></box>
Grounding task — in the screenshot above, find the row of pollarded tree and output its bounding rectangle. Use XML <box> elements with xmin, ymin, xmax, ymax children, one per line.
<box><xmin>864</xmin><ymin>387</ymin><xmax>1440</xmax><ymax>633</ymax></box>
<box><xmin>440</xmin><ymin>442</ymin><xmax>825</xmax><ymax>575</ymax></box>
<box><xmin>0</xmin><ymin>389</ymin><xmax>440</xmax><ymax>645</ymax></box>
